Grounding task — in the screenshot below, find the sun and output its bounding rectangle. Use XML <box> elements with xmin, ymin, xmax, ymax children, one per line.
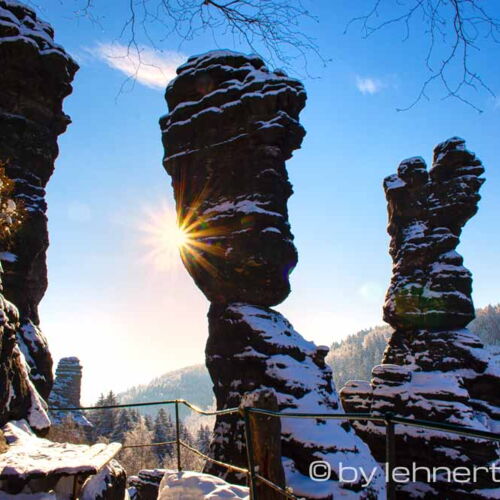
<box><xmin>139</xmin><ymin>202</ymin><xmax>190</xmax><ymax>271</ymax></box>
<box><xmin>162</xmin><ymin>221</ymin><xmax>188</xmax><ymax>250</ymax></box>
<box><xmin>138</xmin><ymin>195</ymin><xmax>229</xmax><ymax>275</ymax></box>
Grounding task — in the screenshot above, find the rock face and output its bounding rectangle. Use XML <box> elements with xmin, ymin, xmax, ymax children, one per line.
<box><xmin>206</xmin><ymin>304</ymin><xmax>385</xmax><ymax>498</ymax></box>
<box><xmin>128</xmin><ymin>469</ymin><xmax>166</xmax><ymax>500</ymax></box>
<box><xmin>383</xmin><ymin>137</ymin><xmax>484</xmax><ymax>331</ymax></box>
<box><xmin>161</xmin><ymin>50</ymin><xmax>385</xmax><ymax>499</ymax></box>
<box><xmin>48</xmin><ymin>357</ymin><xmax>92</xmax><ymax>428</ymax></box>
<box><xmin>341</xmin><ymin>138</ymin><xmax>500</xmax><ymax>499</ymax></box>
<box><xmin>0</xmin><ymin>264</ymin><xmax>50</xmax><ymax>433</ymax></box>
<box><xmin>160</xmin><ymin>51</ymin><xmax>303</xmax><ymax>307</ymax></box>
<box><xmin>81</xmin><ymin>460</ymin><xmax>127</xmax><ymax>500</ymax></box>
<box><xmin>0</xmin><ymin>0</ymin><xmax>78</xmax><ymax>399</ymax></box>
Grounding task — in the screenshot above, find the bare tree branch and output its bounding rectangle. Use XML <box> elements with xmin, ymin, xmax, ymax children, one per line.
<box><xmin>346</xmin><ymin>0</ymin><xmax>500</xmax><ymax>112</ymax></box>
<box><xmin>71</xmin><ymin>0</ymin><xmax>325</xmax><ymax>76</ymax></box>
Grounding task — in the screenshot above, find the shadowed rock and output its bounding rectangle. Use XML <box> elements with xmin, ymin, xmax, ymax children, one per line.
<box><xmin>160</xmin><ymin>51</ymin><xmax>304</xmax><ymax>307</ymax></box>
<box><xmin>206</xmin><ymin>303</ymin><xmax>385</xmax><ymax>498</ymax></box>
<box><xmin>0</xmin><ymin>0</ymin><xmax>78</xmax><ymax>399</ymax></box>
<box><xmin>0</xmin><ymin>264</ymin><xmax>50</xmax><ymax>433</ymax></box>
<box><xmin>383</xmin><ymin>137</ymin><xmax>484</xmax><ymax>330</ymax></box>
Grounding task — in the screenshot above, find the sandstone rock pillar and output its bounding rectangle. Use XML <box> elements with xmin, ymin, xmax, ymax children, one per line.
<box><xmin>48</xmin><ymin>357</ymin><xmax>92</xmax><ymax>428</ymax></box>
<box><xmin>0</xmin><ymin>0</ymin><xmax>78</xmax><ymax>400</ymax></box>
<box><xmin>161</xmin><ymin>50</ymin><xmax>385</xmax><ymax>499</ymax></box>
<box><xmin>341</xmin><ymin>137</ymin><xmax>500</xmax><ymax>499</ymax></box>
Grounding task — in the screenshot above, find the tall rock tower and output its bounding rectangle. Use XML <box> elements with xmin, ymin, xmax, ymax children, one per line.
<box><xmin>0</xmin><ymin>0</ymin><xmax>78</xmax><ymax>401</ymax></box>
<box><xmin>160</xmin><ymin>50</ymin><xmax>385</xmax><ymax>499</ymax></box>
<box><xmin>0</xmin><ymin>0</ymin><xmax>77</xmax><ymax>435</ymax></box>
<box><xmin>341</xmin><ymin>138</ymin><xmax>500</xmax><ymax>498</ymax></box>
<box><xmin>49</xmin><ymin>357</ymin><xmax>92</xmax><ymax>428</ymax></box>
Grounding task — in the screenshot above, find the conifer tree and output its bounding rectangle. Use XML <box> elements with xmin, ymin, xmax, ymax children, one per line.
<box><xmin>144</xmin><ymin>414</ymin><xmax>154</xmax><ymax>432</ymax></box>
<box><xmin>88</xmin><ymin>393</ymin><xmax>106</xmax><ymax>441</ymax></box>
<box><xmin>112</xmin><ymin>408</ymin><xmax>135</xmax><ymax>442</ymax></box>
<box><xmin>196</xmin><ymin>425</ymin><xmax>212</xmax><ymax>454</ymax></box>
<box><xmin>99</xmin><ymin>391</ymin><xmax>119</xmax><ymax>438</ymax></box>
<box><xmin>154</xmin><ymin>408</ymin><xmax>174</xmax><ymax>462</ymax></box>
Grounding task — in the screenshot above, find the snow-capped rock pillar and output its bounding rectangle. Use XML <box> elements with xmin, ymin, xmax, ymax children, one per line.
<box><xmin>341</xmin><ymin>137</ymin><xmax>500</xmax><ymax>499</ymax></box>
<box><xmin>0</xmin><ymin>0</ymin><xmax>78</xmax><ymax>400</ymax></box>
<box><xmin>48</xmin><ymin>357</ymin><xmax>92</xmax><ymax>428</ymax></box>
<box><xmin>161</xmin><ymin>50</ymin><xmax>385</xmax><ymax>499</ymax></box>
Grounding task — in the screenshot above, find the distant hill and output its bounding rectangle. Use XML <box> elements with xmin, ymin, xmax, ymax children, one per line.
<box><xmin>327</xmin><ymin>304</ymin><xmax>500</xmax><ymax>389</ymax></box>
<box><xmin>117</xmin><ymin>305</ymin><xmax>500</xmax><ymax>413</ymax></box>
<box><xmin>118</xmin><ymin>364</ymin><xmax>213</xmax><ymax>418</ymax></box>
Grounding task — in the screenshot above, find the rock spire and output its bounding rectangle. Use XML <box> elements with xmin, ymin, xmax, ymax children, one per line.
<box><xmin>161</xmin><ymin>50</ymin><xmax>385</xmax><ymax>499</ymax></box>
<box><xmin>48</xmin><ymin>357</ymin><xmax>92</xmax><ymax>428</ymax></box>
<box><xmin>341</xmin><ymin>137</ymin><xmax>500</xmax><ymax>499</ymax></box>
<box><xmin>0</xmin><ymin>0</ymin><xmax>78</xmax><ymax>400</ymax></box>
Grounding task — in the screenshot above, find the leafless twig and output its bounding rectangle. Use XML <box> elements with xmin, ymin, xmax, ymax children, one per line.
<box><xmin>74</xmin><ymin>0</ymin><xmax>325</xmax><ymax>76</ymax></box>
<box><xmin>346</xmin><ymin>0</ymin><xmax>500</xmax><ymax>112</ymax></box>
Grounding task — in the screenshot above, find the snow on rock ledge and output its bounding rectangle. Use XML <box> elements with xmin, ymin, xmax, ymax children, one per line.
<box><xmin>206</xmin><ymin>303</ymin><xmax>386</xmax><ymax>499</ymax></box>
<box><xmin>0</xmin><ymin>420</ymin><xmax>121</xmax><ymax>495</ymax></box>
<box><xmin>157</xmin><ymin>471</ymin><xmax>249</xmax><ymax>500</ymax></box>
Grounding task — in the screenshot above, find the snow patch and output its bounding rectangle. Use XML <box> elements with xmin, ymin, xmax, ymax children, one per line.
<box><xmin>157</xmin><ymin>471</ymin><xmax>249</xmax><ymax>499</ymax></box>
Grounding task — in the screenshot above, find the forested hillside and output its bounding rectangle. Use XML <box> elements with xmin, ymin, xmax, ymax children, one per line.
<box><xmin>116</xmin><ymin>305</ymin><xmax>500</xmax><ymax>408</ymax></box>
<box><xmin>326</xmin><ymin>325</ymin><xmax>392</xmax><ymax>389</ymax></box>
<box><xmin>119</xmin><ymin>365</ymin><xmax>213</xmax><ymax>418</ymax></box>
<box><xmin>49</xmin><ymin>391</ymin><xmax>212</xmax><ymax>476</ymax></box>
<box><xmin>327</xmin><ymin>304</ymin><xmax>500</xmax><ymax>388</ymax></box>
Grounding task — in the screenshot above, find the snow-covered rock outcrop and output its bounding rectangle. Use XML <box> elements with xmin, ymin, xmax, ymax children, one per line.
<box><xmin>0</xmin><ymin>0</ymin><xmax>78</xmax><ymax>399</ymax></box>
<box><xmin>0</xmin><ymin>267</ymin><xmax>50</xmax><ymax>433</ymax></box>
<box><xmin>161</xmin><ymin>50</ymin><xmax>385</xmax><ymax>499</ymax></box>
<box><xmin>341</xmin><ymin>138</ymin><xmax>500</xmax><ymax>499</ymax></box>
<box><xmin>48</xmin><ymin>357</ymin><xmax>92</xmax><ymax>428</ymax></box>
<box><xmin>207</xmin><ymin>304</ymin><xmax>386</xmax><ymax>499</ymax></box>
<box><xmin>0</xmin><ymin>419</ymin><xmax>124</xmax><ymax>496</ymax></box>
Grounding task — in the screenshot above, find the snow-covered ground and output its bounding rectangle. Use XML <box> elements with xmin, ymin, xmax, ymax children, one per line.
<box><xmin>157</xmin><ymin>471</ymin><xmax>249</xmax><ymax>499</ymax></box>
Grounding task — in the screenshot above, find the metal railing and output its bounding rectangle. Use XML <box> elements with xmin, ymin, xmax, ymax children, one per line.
<box><xmin>51</xmin><ymin>399</ymin><xmax>500</xmax><ymax>500</ymax></box>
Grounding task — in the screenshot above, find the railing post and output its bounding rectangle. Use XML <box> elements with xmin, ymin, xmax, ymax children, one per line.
<box><xmin>385</xmin><ymin>413</ymin><xmax>396</xmax><ymax>500</ymax></box>
<box><xmin>242</xmin><ymin>407</ymin><xmax>257</xmax><ymax>500</ymax></box>
<box><xmin>175</xmin><ymin>401</ymin><xmax>182</xmax><ymax>472</ymax></box>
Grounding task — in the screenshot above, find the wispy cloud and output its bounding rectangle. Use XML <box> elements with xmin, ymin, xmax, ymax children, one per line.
<box><xmin>355</xmin><ymin>76</ymin><xmax>384</xmax><ymax>95</ymax></box>
<box><xmin>90</xmin><ymin>43</ymin><xmax>186</xmax><ymax>90</ymax></box>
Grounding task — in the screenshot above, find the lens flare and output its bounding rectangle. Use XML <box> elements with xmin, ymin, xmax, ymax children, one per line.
<box><xmin>139</xmin><ymin>185</ymin><xmax>229</xmax><ymax>275</ymax></box>
<box><xmin>139</xmin><ymin>202</ymin><xmax>189</xmax><ymax>271</ymax></box>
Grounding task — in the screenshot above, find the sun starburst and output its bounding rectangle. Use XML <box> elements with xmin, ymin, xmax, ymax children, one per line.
<box><xmin>139</xmin><ymin>186</ymin><xmax>230</xmax><ymax>275</ymax></box>
<box><xmin>139</xmin><ymin>202</ymin><xmax>190</xmax><ymax>271</ymax></box>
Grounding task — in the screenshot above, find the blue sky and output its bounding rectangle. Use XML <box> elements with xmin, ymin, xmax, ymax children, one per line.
<box><xmin>33</xmin><ymin>1</ymin><xmax>500</xmax><ymax>402</ymax></box>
